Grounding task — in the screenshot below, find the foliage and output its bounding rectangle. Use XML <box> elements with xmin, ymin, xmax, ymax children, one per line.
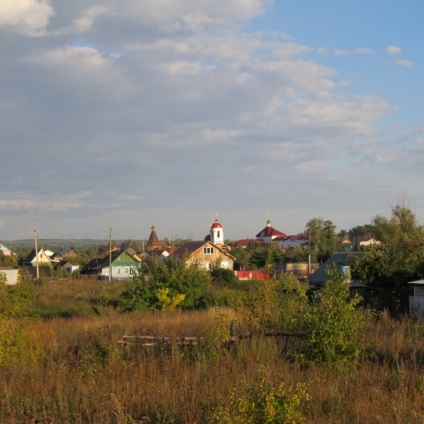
<box><xmin>247</xmin><ymin>242</ymin><xmax>284</xmax><ymax>270</ymax></box>
<box><xmin>372</xmin><ymin>204</ymin><xmax>424</xmax><ymax>248</ymax></box>
<box><xmin>2</xmin><ymin>291</ymin><xmax>424</xmax><ymax>422</ymax></box>
<box><xmin>120</xmin><ymin>255</ymin><xmax>211</xmax><ymax>311</ymax></box>
<box><xmin>278</xmin><ymin>274</ymin><xmax>309</xmax><ymax>332</ymax></box>
<box><xmin>210</xmin><ymin>372</ymin><xmax>309</xmax><ymax>424</ymax></box>
<box><xmin>203</xmin><ymin>309</ymin><xmax>233</xmax><ymax>356</ymax></box>
<box><xmin>0</xmin><ymin>251</ymin><xmax>17</xmax><ymax>267</ymax></box>
<box><xmin>156</xmin><ymin>288</ymin><xmax>185</xmax><ymax>311</ymax></box>
<box><xmin>302</xmin><ymin>267</ymin><xmax>369</xmax><ymax>366</ymax></box>
<box><xmin>350</xmin><ymin>204</ymin><xmax>424</xmax><ymax>311</ymax></box>
<box><xmin>305</xmin><ymin>218</ymin><xmax>338</xmax><ymax>262</ymax></box>
<box><xmin>230</xmin><ymin>246</ymin><xmax>251</xmax><ymax>270</ymax></box>
<box><xmin>210</xmin><ymin>267</ymin><xmax>240</xmax><ymax>287</ymax></box>
<box><xmin>0</xmin><ymin>282</ymin><xmax>37</xmax><ymax>366</ymax></box>
<box><xmin>347</xmin><ymin>224</ymin><xmax>376</xmax><ymax>247</ymax></box>
<box><xmin>282</xmin><ymin>245</ymin><xmax>309</xmax><ymax>263</ymax></box>
<box><xmin>227</xmin><ymin>280</ymin><xmax>281</xmax><ymax>332</ymax></box>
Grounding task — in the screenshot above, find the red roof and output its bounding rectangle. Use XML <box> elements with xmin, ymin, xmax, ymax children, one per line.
<box><xmin>256</xmin><ymin>226</ymin><xmax>286</xmax><ymax>239</ymax></box>
<box><xmin>211</xmin><ymin>218</ymin><xmax>222</xmax><ymax>228</ymax></box>
<box><xmin>230</xmin><ymin>239</ymin><xmax>263</xmax><ymax>248</ymax></box>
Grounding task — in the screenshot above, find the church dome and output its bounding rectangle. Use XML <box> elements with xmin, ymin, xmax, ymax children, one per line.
<box><xmin>211</xmin><ymin>218</ymin><xmax>222</xmax><ymax>228</ymax></box>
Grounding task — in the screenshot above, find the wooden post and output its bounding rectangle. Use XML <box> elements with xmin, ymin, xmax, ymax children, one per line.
<box><xmin>34</xmin><ymin>229</ymin><xmax>40</xmax><ymax>280</ymax></box>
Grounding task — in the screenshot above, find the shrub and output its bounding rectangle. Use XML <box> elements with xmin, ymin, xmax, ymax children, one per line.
<box><xmin>209</xmin><ymin>372</ymin><xmax>309</xmax><ymax>423</ymax></box>
<box><xmin>0</xmin><ymin>282</ymin><xmax>37</xmax><ymax>366</ymax></box>
<box><xmin>302</xmin><ymin>267</ymin><xmax>370</xmax><ymax>366</ymax></box>
<box><xmin>278</xmin><ymin>274</ymin><xmax>309</xmax><ymax>332</ymax></box>
<box><xmin>120</xmin><ymin>255</ymin><xmax>211</xmax><ymax>311</ymax></box>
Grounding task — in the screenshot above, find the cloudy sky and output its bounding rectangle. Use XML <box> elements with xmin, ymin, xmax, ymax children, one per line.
<box><xmin>1</xmin><ymin>0</ymin><xmax>423</xmax><ymax>242</ymax></box>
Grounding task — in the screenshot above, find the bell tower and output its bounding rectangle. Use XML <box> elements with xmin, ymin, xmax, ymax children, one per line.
<box><xmin>210</xmin><ymin>215</ymin><xmax>224</xmax><ymax>246</ymax></box>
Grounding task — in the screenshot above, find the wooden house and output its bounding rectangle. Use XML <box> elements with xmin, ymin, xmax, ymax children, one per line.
<box><xmin>173</xmin><ymin>217</ymin><xmax>235</xmax><ymax>270</ymax></box>
<box><xmin>80</xmin><ymin>250</ymin><xmax>141</xmax><ymax>280</ymax></box>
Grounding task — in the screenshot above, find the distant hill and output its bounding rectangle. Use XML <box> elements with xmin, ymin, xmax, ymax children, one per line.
<box><xmin>4</xmin><ymin>239</ymin><xmax>126</xmax><ymax>249</ymax></box>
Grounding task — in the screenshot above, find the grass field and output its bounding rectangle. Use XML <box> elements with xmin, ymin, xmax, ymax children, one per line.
<box><xmin>1</xmin><ymin>279</ymin><xmax>424</xmax><ymax>423</ymax></box>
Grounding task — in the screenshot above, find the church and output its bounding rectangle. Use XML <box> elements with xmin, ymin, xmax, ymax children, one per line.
<box><xmin>172</xmin><ymin>216</ymin><xmax>235</xmax><ymax>271</ymax></box>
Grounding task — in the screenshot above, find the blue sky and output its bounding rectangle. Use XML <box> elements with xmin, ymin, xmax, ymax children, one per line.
<box><xmin>0</xmin><ymin>0</ymin><xmax>423</xmax><ymax>242</ymax></box>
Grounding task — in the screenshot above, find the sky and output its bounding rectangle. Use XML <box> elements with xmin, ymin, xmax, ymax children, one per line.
<box><xmin>1</xmin><ymin>0</ymin><xmax>423</xmax><ymax>242</ymax></box>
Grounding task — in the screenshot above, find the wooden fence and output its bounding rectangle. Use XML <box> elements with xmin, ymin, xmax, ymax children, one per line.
<box><xmin>119</xmin><ymin>331</ymin><xmax>305</xmax><ymax>356</ymax></box>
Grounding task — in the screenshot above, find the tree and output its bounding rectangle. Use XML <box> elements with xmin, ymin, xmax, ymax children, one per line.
<box><xmin>372</xmin><ymin>204</ymin><xmax>424</xmax><ymax>249</ymax></box>
<box><xmin>247</xmin><ymin>242</ymin><xmax>283</xmax><ymax>270</ymax></box>
<box><xmin>282</xmin><ymin>245</ymin><xmax>309</xmax><ymax>263</ymax></box>
<box><xmin>350</xmin><ymin>204</ymin><xmax>424</xmax><ymax>312</ymax></box>
<box><xmin>120</xmin><ymin>255</ymin><xmax>211</xmax><ymax>311</ymax></box>
<box><xmin>230</xmin><ymin>246</ymin><xmax>251</xmax><ymax>270</ymax></box>
<box><xmin>306</xmin><ymin>218</ymin><xmax>338</xmax><ymax>262</ymax></box>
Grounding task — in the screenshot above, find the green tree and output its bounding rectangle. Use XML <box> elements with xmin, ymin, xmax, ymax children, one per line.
<box><xmin>247</xmin><ymin>242</ymin><xmax>283</xmax><ymax>270</ymax></box>
<box><xmin>230</xmin><ymin>246</ymin><xmax>251</xmax><ymax>270</ymax></box>
<box><xmin>120</xmin><ymin>255</ymin><xmax>211</xmax><ymax>311</ymax></box>
<box><xmin>0</xmin><ymin>252</ymin><xmax>17</xmax><ymax>267</ymax></box>
<box><xmin>306</xmin><ymin>218</ymin><xmax>338</xmax><ymax>262</ymax></box>
<box><xmin>210</xmin><ymin>267</ymin><xmax>240</xmax><ymax>287</ymax></box>
<box><xmin>351</xmin><ymin>204</ymin><xmax>424</xmax><ymax>311</ymax></box>
<box><xmin>282</xmin><ymin>245</ymin><xmax>309</xmax><ymax>263</ymax></box>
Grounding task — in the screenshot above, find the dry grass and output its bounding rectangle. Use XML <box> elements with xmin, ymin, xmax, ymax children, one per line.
<box><xmin>2</xmin><ymin>280</ymin><xmax>424</xmax><ymax>423</ymax></box>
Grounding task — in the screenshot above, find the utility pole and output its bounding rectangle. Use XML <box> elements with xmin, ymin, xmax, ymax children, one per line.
<box><xmin>34</xmin><ymin>229</ymin><xmax>40</xmax><ymax>280</ymax></box>
<box><xmin>109</xmin><ymin>227</ymin><xmax>112</xmax><ymax>282</ymax></box>
<box><xmin>308</xmin><ymin>233</ymin><xmax>311</xmax><ymax>275</ymax></box>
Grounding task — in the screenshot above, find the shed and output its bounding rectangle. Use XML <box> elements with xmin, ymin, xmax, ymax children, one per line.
<box><xmin>408</xmin><ymin>279</ymin><xmax>424</xmax><ymax>318</ymax></box>
<box><xmin>0</xmin><ymin>268</ymin><xmax>19</xmax><ymax>285</ymax></box>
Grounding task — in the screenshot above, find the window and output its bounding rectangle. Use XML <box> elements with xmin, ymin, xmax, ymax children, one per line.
<box><xmin>204</xmin><ymin>247</ymin><xmax>214</xmax><ymax>254</ymax></box>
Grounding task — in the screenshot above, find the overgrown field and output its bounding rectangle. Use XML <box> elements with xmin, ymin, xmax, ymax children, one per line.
<box><xmin>1</xmin><ymin>278</ymin><xmax>424</xmax><ymax>423</ymax></box>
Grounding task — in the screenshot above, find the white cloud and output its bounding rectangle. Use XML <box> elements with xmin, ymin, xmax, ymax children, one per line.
<box><xmin>1</xmin><ymin>0</ymin><xmax>422</xmax><ymax>239</ymax></box>
<box><xmin>386</xmin><ymin>45</ymin><xmax>402</xmax><ymax>55</ymax></box>
<box><xmin>333</xmin><ymin>47</ymin><xmax>373</xmax><ymax>56</ymax></box>
<box><xmin>394</xmin><ymin>59</ymin><xmax>414</xmax><ymax>68</ymax></box>
<box><xmin>72</xmin><ymin>6</ymin><xmax>112</xmax><ymax>33</ymax></box>
<box><xmin>35</xmin><ymin>45</ymin><xmax>108</xmax><ymax>67</ymax></box>
<box><xmin>0</xmin><ymin>0</ymin><xmax>53</xmax><ymax>36</ymax></box>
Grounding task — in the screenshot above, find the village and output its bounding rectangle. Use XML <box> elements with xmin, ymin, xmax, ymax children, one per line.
<box><xmin>0</xmin><ymin>215</ymin><xmax>379</xmax><ymax>287</ymax></box>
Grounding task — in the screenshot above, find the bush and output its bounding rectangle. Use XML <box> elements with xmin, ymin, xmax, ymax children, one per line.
<box><xmin>0</xmin><ymin>282</ymin><xmax>37</xmax><ymax>366</ymax></box>
<box><xmin>120</xmin><ymin>255</ymin><xmax>211</xmax><ymax>311</ymax></box>
<box><xmin>302</xmin><ymin>267</ymin><xmax>370</xmax><ymax>366</ymax></box>
<box><xmin>209</xmin><ymin>371</ymin><xmax>309</xmax><ymax>423</ymax></box>
<box><xmin>278</xmin><ymin>274</ymin><xmax>309</xmax><ymax>332</ymax></box>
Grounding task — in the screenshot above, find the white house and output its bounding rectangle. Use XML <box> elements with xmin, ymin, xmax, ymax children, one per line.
<box><xmin>0</xmin><ymin>268</ymin><xmax>20</xmax><ymax>285</ymax></box>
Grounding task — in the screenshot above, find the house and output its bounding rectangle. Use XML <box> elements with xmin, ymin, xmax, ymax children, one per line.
<box><xmin>80</xmin><ymin>250</ymin><xmax>141</xmax><ymax>280</ymax></box>
<box><xmin>54</xmin><ymin>260</ymin><xmax>80</xmax><ymax>274</ymax></box>
<box><xmin>230</xmin><ymin>239</ymin><xmax>263</xmax><ymax>249</ymax></box>
<box><xmin>58</xmin><ymin>247</ymin><xmax>79</xmax><ymax>258</ymax></box>
<box><xmin>0</xmin><ymin>243</ymin><xmax>12</xmax><ymax>257</ymax></box>
<box><xmin>357</xmin><ymin>236</ymin><xmax>381</xmax><ymax>248</ymax></box>
<box><xmin>256</xmin><ymin>218</ymin><xmax>287</xmax><ymax>242</ymax></box>
<box><xmin>275</xmin><ymin>233</ymin><xmax>309</xmax><ymax>250</ymax></box>
<box><xmin>308</xmin><ymin>251</ymin><xmax>366</xmax><ymax>296</ymax></box>
<box><xmin>21</xmin><ymin>249</ymin><xmax>53</xmax><ymax>267</ymax></box>
<box><xmin>173</xmin><ymin>217</ymin><xmax>235</xmax><ymax>270</ymax></box>
<box><xmin>408</xmin><ymin>280</ymin><xmax>424</xmax><ymax>318</ymax></box>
